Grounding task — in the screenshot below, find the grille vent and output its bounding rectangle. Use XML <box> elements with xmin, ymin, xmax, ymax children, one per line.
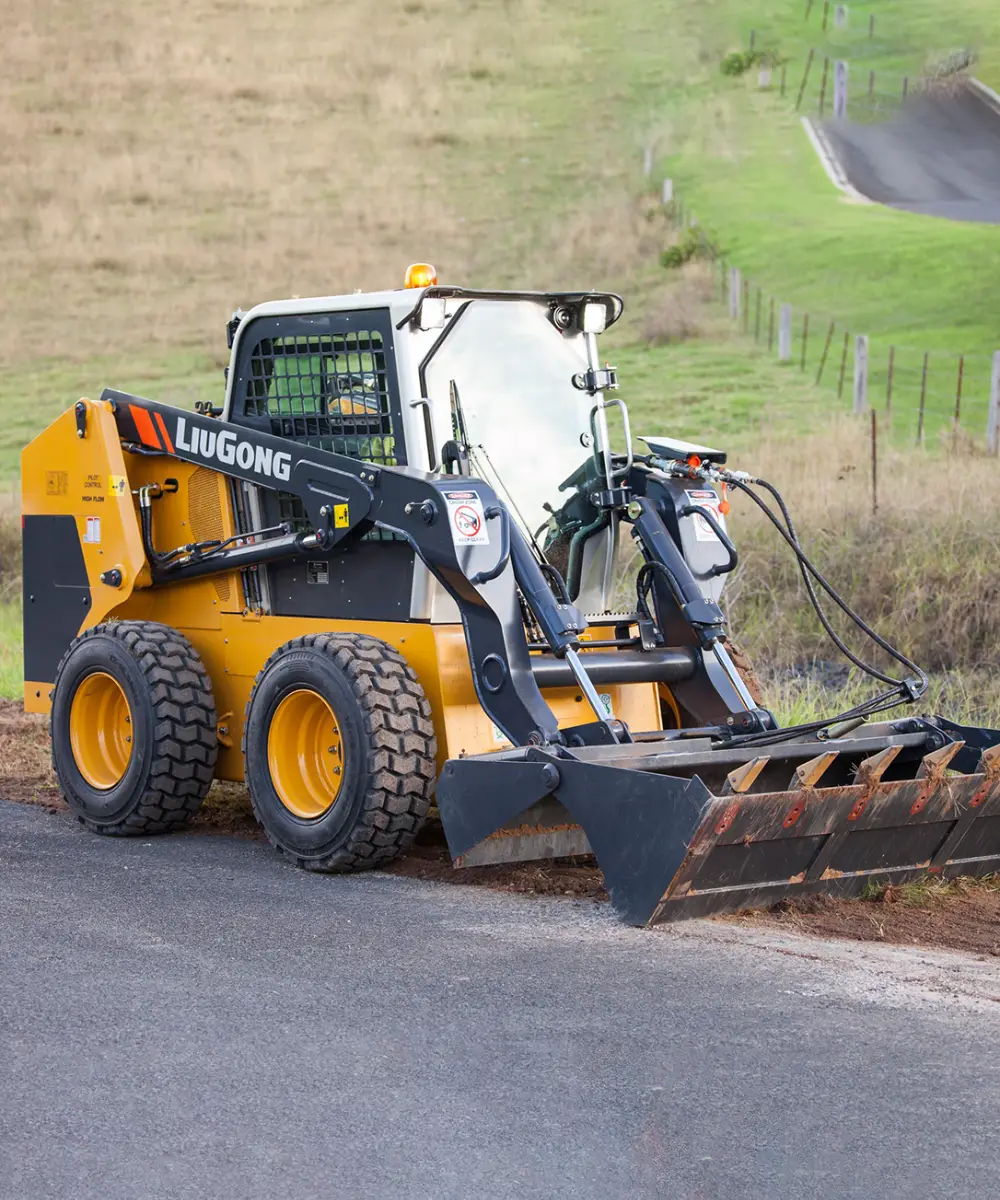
<box><xmin>187</xmin><ymin>466</ymin><xmax>231</xmax><ymax>604</ymax></box>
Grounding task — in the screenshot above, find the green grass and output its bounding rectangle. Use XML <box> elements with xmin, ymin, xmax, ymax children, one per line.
<box><xmin>589</xmin><ymin>0</ymin><xmax>1000</xmax><ymax>443</ymax></box>
<box><xmin>0</xmin><ymin>605</ymin><xmax>23</xmax><ymax>700</ymax></box>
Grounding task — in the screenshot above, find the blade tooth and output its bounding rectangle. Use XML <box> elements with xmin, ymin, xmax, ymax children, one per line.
<box><xmin>789</xmin><ymin>750</ymin><xmax>839</xmax><ymax>791</ymax></box>
<box><xmin>977</xmin><ymin>742</ymin><xmax>1000</xmax><ymax>780</ymax></box>
<box><xmin>917</xmin><ymin>741</ymin><xmax>965</xmax><ymax>781</ymax></box>
<box><xmin>721</xmin><ymin>756</ymin><xmax>769</xmax><ymax>796</ymax></box>
<box><xmin>855</xmin><ymin>743</ymin><xmax>903</xmax><ymax>786</ymax></box>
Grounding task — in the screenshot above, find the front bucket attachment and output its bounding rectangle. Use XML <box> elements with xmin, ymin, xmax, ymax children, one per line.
<box><xmin>435</xmin><ymin>726</ymin><xmax>1000</xmax><ymax>925</ymax></box>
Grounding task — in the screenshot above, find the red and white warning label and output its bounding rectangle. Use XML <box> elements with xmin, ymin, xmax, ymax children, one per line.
<box><xmin>684</xmin><ymin>489</ymin><xmax>726</xmax><ymax>543</ymax></box>
<box><xmin>444</xmin><ymin>490</ymin><xmax>490</xmax><ymax>546</ymax></box>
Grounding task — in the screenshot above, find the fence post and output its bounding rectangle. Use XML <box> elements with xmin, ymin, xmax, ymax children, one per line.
<box><xmin>778</xmin><ymin>304</ymin><xmax>792</xmax><ymax>362</ymax></box>
<box><xmin>768</xmin><ymin>297</ymin><xmax>776</xmax><ymax>352</ymax></box>
<box><xmin>822</xmin><ymin>0</ymin><xmax>830</xmax><ymax>32</ymax></box>
<box><xmin>917</xmin><ymin>351</ymin><xmax>929</xmax><ymax>444</ymax></box>
<box><xmin>800</xmin><ymin>313</ymin><xmax>810</xmax><ymax>370</ymax></box>
<box><xmin>816</xmin><ymin>319</ymin><xmax>835</xmax><ymax>384</ymax></box>
<box><xmin>819</xmin><ymin>57</ymin><xmax>830</xmax><ymax>115</ymax></box>
<box><xmin>853</xmin><ymin>334</ymin><xmax>869</xmax><ymax>413</ymax></box>
<box><xmin>834</xmin><ymin>60</ymin><xmax>849</xmax><ymax>118</ymax></box>
<box><xmin>781</xmin><ymin>63</ymin><xmax>787</xmax><ymax>97</ymax></box>
<box><xmin>755</xmin><ymin>288</ymin><xmax>762</xmax><ymax>342</ymax></box>
<box><xmin>834</xmin><ymin>4</ymin><xmax>848</xmax><ymax>28</ymax></box>
<box><xmin>742</xmin><ymin>277</ymin><xmax>750</xmax><ymax>333</ymax></box>
<box><xmin>868</xmin><ymin>13</ymin><xmax>875</xmax><ymax>38</ymax></box>
<box><xmin>902</xmin><ymin>77</ymin><xmax>909</xmax><ymax>101</ymax></box>
<box><xmin>871</xmin><ymin>411</ymin><xmax>878</xmax><ymax>515</ymax></box>
<box><xmin>643</xmin><ymin>146</ymin><xmax>653</xmax><ymax>177</ymax></box>
<box><xmin>662</xmin><ymin>178</ymin><xmax>674</xmax><ymax>205</ymax></box>
<box><xmin>953</xmin><ymin>355</ymin><xmax>965</xmax><ymax>432</ymax></box>
<box><xmin>988</xmin><ymin>351</ymin><xmax>1000</xmax><ymax>454</ymax></box>
<box><xmin>796</xmin><ymin>48</ymin><xmax>815</xmax><ymax>110</ymax></box>
<box><xmin>837</xmin><ymin>331</ymin><xmax>850</xmax><ymax>399</ymax></box>
<box><xmin>805</xmin><ymin>0</ymin><xmax>814</xmax><ymax>19</ymax></box>
<box><xmin>728</xmin><ymin>267</ymin><xmax>741</xmax><ymax>320</ymax></box>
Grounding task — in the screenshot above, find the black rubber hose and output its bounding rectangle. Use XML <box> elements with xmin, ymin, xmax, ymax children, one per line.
<box><xmin>566</xmin><ymin>510</ymin><xmax>609</xmax><ymax>601</ymax></box>
<box><xmin>728</xmin><ymin>477</ymin><xmax>927</xmax><ymax>693</ymax></box>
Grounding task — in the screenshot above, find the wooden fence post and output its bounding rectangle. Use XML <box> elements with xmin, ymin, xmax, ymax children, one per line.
<box><xmin>917</xmin><ymin>351</ymin><xmax>929</xmax><ymax>443</ymax></box>
<box><xmin>768</xmin><ymin>297</ymin><xmax>776</xmax><ymax>351</ymax></box>
<box><xmin>796</xmin><ymin>48</ymin><xmax>815</xmax><ymax>110</ymax></box>
<box><xmin>837</xmin><ymin>330</ymin><xmax>850</xmax><ymax>399</ymax></box>
<box><xmin>800</xmin><ymin>313</ymin><xmax>810</xmax><ymax>370</ymax></box>
<box><xmin>819</xmin><ymin>57</ymin><xmax>830</xmax><ymax>115</ymax></box>
<box><xmin>816</xmin><ymin>320</ymin><xmax>835</xmax><ymax>384</ymax></box>
<box><xmin>755</xmin><ymin>288</ymin><xmax>762</xmax><ymax>342</ymax></box>
<box><xmin>779</xmin><ymin>304</ymin><xmax>792</xmax><ymax>361</ymax></box>
<box><xmin>822</xmin><ymin>0</ymin><xmax>830</xmax><ymax>32</ymax></box>
<box><xmin>988</xmin><ymin>351</ymin><xmax>1000</xmax><ymax>454</ymax></box>
<box><xmin>853</xmin><ymin>335</ymin><xmax>869</xmax><ymax>413</ymax></box>
<box><xmin>871</xmin><ymin>411</ymin><xmax>878</xmax><ymax>515</ymax></box>
<box><xmin>742</xmin><ymin>277</ymin><xmax>750</xmax><ymax>333</ymax></box>
<box><xmin>953</xmin><ymin>356</ymin><xmax>965</xmax><ymax>432</ymax></box>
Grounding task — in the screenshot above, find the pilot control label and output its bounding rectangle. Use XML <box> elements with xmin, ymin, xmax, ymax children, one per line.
<box><xmin>444</xmin><ymin>490</ymin><xmax>490</xmax><ymax>546</ymax></box>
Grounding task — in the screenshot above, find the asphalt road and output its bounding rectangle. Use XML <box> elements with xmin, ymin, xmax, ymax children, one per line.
<box><xmin>3</xmin><ymin>799</ymin><xmax>1000</xmax><ymax>1200</ymax></box>
<box><xmin>823</xmin><ymin>85</ymin><xmax>1000</xmax><ymax>222</ymax></box>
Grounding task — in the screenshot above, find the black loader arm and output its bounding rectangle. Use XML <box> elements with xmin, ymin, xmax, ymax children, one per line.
<box><xmin>107</xmin><ymin>390</ymin><xmax>580</xmax><ymax>747</ymax></box>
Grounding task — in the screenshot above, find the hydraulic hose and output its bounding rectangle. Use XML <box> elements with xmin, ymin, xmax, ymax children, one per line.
<box><xmin>719</xmin><ymin>473</ymin><xmax>929</xmax><ymax>747</ymax></box>
<box><xmin>566</xmin><ymin>510</ymin><xmax>609</xmax><ymax>600</ymax></box>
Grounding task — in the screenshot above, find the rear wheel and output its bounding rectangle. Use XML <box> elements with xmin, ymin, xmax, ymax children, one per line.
<box><xmin>51</xmin><ymin>621</ymin><xmax>218</xmax><ymax>834</ymax></box>
<box><xmin>243</xmin><ymin>633</ymin><xmax>436</xmax><ymax>871</ymax></box>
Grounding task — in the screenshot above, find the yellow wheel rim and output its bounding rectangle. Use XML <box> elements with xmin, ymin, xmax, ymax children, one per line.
<box><xmin>267</xmin><ymin>689</ymin><xmax>345</xmax><ymax>819</ymax></box>
<box><xmin>69</xmin><ymin>671</ymin><xmax>134</xmax><ymax>790</ymax></box>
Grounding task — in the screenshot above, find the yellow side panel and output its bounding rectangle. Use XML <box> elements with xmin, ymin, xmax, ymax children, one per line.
<box><xmin>21</xmin><ymin>399</ymin><xmax>148</xmax><ymax>711</ymax></box>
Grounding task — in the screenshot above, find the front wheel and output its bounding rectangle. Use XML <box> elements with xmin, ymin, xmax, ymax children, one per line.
<box><xmin>243</xmin><ymin>633</ymin><xmax>437</xmax><ymax>871</ymax></box>
<box><xmin>51</xmin><ymin>621</ymin><xmax>218</xmax><ymax>835</ymax></box>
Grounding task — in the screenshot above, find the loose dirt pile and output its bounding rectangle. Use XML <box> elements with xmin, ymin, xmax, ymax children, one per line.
<box><xmin>4</xmin><ymin>698</ymin><xmax>997</xmax><ymax>955</ymax></box>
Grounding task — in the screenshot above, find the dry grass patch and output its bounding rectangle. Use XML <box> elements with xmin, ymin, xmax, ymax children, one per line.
<box><xmin>724</xmin><ymin>417</ymin><xmax>1000</xmax><ymax>676</ymax></box>
<box><xmin>1</xmin><ymin>0</ymin><xmax>590</xmax><ymax>368</ymax></box>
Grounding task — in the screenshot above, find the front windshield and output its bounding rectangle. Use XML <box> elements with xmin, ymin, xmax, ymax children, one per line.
<box><xmin>425</xmin><ymin>299</ymin><xmax>634</xmax><ymax>616</ymax></box>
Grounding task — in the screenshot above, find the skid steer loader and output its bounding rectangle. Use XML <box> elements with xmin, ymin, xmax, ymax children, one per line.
<box><xmin>20</xmin><ymin>268</ymin><xmax>1000</xmax><ymax>924</ymax></box>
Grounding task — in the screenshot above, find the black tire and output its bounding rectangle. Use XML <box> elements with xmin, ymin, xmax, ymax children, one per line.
<box><xmin>243</xmin><ymin>633</ymin><xmax>436</xmax><ymax>871</ymax></box>
<box><xmin>51</xmin><ymin>621</ymin><xmax>218</xmax><ymax>835</ymax></box>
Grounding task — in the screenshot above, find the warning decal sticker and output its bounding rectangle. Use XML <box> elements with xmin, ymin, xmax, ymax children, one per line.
<box><xmin>83</xmin><ymin>516</ymin><xmax>102</xmax><ymax>544</ymax></box>
<box><xmin>443</xmin><ymin>490</ymin><xmax>490</xmax><ymax>546</ymax></box>
<box><xmin>684</xmin><ymin>489</ymin><xmax>726</xmax><ymax>543</ymax></box>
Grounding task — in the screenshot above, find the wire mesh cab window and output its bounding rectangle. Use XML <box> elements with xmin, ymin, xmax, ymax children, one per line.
<box><xmin>233</xmin><ymin>309</ymin><xmax>405</xmax><ymax>467</ymax></box>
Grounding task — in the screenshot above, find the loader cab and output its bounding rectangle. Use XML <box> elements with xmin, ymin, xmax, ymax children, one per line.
<box><xmin>222</xmin><ymin>284</ymin><xmax>627</xmax><ymax>625</ymax></box>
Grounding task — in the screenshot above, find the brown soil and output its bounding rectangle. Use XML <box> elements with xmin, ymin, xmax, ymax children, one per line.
<box><xmin>2</xmin><ymin>697</ymin><xmax>997</xmax><ymax>955</ymax></box>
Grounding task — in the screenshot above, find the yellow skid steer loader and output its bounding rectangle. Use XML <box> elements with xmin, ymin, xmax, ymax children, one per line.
<box><xmin>20</xmin><ymin>271</ymin><xmax>1000</xmax><ymax>923</ymax></box>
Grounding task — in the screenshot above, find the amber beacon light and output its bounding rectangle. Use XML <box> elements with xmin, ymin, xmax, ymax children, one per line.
<box><xmin>404</xmin><ymin>263</ymin><xmax>438</xmax><ymax>288</ymax></box>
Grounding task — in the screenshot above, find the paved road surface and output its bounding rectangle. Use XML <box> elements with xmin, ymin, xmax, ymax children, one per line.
<box><xmin>823</xmin><ymin>85</ymin><xmax>1000</xmax><ymax>222</ymax></box>
<box><xmin>3</xmin><ymin>799</ymin><xmax>1000</xmax><ymax>1199</ymax></box>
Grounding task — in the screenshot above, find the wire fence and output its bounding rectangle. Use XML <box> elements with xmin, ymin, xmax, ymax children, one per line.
<box><xmin>659</xmin><ymin>183</ymin><xmax>1000</xmax><ymax>451</ymax></box>
<box><xmin>714</xmin><ymin>257</ymin><xmax>1000</xmax><ymax>449</ymax></box>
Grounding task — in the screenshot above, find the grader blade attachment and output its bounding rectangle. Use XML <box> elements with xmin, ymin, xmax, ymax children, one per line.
<box><xmin>436</xmin><ymin>725</ymin><xmax>1000</xmax><ymax>926</ymax></box>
